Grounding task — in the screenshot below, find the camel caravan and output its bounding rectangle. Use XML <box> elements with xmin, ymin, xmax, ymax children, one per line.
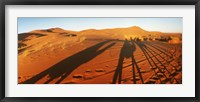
<box><xmin>125</xmin><ymin>34</ymin><xmax>182</xmax><ymax>44</ymax></box>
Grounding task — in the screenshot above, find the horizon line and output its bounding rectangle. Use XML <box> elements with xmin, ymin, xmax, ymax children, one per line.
<box><xmin>19</xmin><ymin>26</ymin><xmax>182</xmax><ymax>34</ymax></box>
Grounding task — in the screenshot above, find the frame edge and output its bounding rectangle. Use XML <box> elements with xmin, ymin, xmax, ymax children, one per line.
<box><xmin>195</xmin><ymin>1</ymin><xmax>200</xmax><ymax>102</ymax></box>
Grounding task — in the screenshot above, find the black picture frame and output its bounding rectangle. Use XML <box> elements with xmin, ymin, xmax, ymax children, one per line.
<box><xmin>0</xmin><ymin>0</ymin><xmax>199</xmax><ymax>102</ymax></box>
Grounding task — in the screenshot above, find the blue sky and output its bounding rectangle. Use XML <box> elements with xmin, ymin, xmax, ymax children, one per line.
<box><xmin>18</xmin><ymin>17</ymin><xmax>182</xmax><ymax>34</ymax></box>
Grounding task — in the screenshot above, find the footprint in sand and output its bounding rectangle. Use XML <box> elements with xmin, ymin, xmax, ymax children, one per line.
<box><xmin>95</xmin><ymin>69</ymin><xmax>105</xmax><ymax>72</ymax></box>
<box><xmin>73</xmin><ymin>74</ymin><xmax>84</xmax><ymax>78</ymax></box>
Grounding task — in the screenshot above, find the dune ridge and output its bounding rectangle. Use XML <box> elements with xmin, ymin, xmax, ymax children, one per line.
<box><xmin>18</xmin><ymin>26</ymin><xmax>182</xmax><ymax>84</ymax></box>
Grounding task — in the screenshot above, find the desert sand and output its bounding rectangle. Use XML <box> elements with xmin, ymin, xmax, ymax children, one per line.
<box><xmin>18</xmin><ymin>26</ymin><xmax>182</xmax><ymax>84</ymax></box>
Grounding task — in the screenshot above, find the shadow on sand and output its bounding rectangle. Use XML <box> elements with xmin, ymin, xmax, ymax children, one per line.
<box><xmin>22</xmin><ymin>40</ymin><xmax>116</xmax><ymax>84</ymax></box>
<box><xmin>112</xmin><ymin>38</ymin><xmax>144</xmax><ymax>84</ymax></box>
<box><xmin>135</xmin><ymin>41</ymin><xmax>179</xmax><ymax>84</ymax></box>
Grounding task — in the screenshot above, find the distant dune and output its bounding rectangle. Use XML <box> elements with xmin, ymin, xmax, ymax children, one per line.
<box><xmin>19</xmin><ymin>26</ymin><xmax>181</xmax><ymax>41</ymax></box>
<box><xmin>18</xmin><ymin>26</ymin><xmax>182</xmax><ymax>84</ymax></box>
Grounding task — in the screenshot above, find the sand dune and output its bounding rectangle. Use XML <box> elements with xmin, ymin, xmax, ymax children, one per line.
<box><xmin>18</xmin><ymin>26</ymin><xmax>182</xmax><ymax>84</ymax></box>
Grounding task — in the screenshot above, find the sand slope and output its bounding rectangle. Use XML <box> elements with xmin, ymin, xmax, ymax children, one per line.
<box><xmin>18</xmin><ymin>26</ymin><xmax>182</xmax><ymax>84</ymax></box>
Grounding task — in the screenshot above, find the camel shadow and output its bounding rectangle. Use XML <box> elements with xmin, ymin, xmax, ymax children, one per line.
<box><xmin>112</xmin><ymin>38</ymin><xmax>144</xmax><ymax>84</ymax></box>
<box><xmin>135</xmin><ymin>41</ymin><xmax>174</xmax><ymax>84</ymax></box>
<box><xmin>22</xmin><ymin>40</ymin><xmax>116</xmax><ymax>84</ymax></box>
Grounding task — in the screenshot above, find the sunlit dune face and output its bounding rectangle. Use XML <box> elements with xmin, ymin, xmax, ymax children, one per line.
<box><xmin>18</xmin><ymin>26</ymin><xmax>182</xmax><ymax>84</ymax></box>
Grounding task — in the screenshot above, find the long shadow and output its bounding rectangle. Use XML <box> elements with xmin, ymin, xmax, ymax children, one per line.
<box><xmin>143</xmin><ymin>42</ymin><xmax>178</xmax><ymax>70</ymax></box>
<box><xmin>112</xmin><ymin>39</ymin><xmax>131</xmax><ymax>84</ymax></box>
<box><xmin>112</xmin><ymin>39</ymin><xmax>144</xmax><ymax>84</ymax></box>
<box><xmin>77</xmin><ymin>51</ymin><xmax>161</xmax><ymax>83</ymax></box>
<box><xmin>142</xmin><ymin>44</ymin><xmax>175</xmax><ymax>84</ymax></box>
<box><xmin>143</xmin><ymin>42</ymin><xmax>179</xmax><ymax>76</ymax></box>
<box><xmin>135</xmin><ymin>41</ymin><xmax>169</xmax><ymax>83</ymax></box>
<box><xmin>134</xmin><ymin>41</ymin><xmax>163</xmax><ymax>83</ymax></box>
<box><xmin>140</xmin><ymin>42</ymin><xmax>179</xmax><ymax>84</ymax></box>
<box><xmin>147</xmin><ymin>41</ymin><xmax>179</xmax><ymax>58</ymax></box>
<box><xmin>22</xmin><ymin>40</ymin><xmax>116</xmax><ymax>84</ymax></box>
<box><xmin>130</xmin><ymin>39</ymin><xmax>144</xmax><ymax>84</ymax></box>
<box><xmin>144</xmin><ymin>41</ymin><xmax>173</xmax><ymax>58</ymax></box>
<box><xmin>143</xmin><ymin>43</ymin><xmax>180</xmax><ymax>83</ymax></box>
<box><xmin>141</xmin><ymin>43</ymin><xmax>172</xmax><ymax>75</ymax></box>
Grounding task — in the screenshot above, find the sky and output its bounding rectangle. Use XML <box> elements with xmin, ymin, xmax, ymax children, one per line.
<box><xmin>18</xmin><ymin>17</ymin><xmax>182</xmax><ymax>34</ymax></box>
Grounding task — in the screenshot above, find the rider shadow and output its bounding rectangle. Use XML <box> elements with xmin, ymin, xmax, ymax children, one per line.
<box><xmin>112</xmin><ymin>38</ymin><xmax>144</xmax><ymax>84</ymax></box>
<box><xmin>22</xmin><ymin>40</ymin><xmax>116</xmax><ymax>84</ymax></box>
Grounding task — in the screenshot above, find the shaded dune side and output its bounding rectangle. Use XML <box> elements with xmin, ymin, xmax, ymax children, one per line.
<box><xmin>22</xmin><ymin>40</ymin><xmax>116</xmax><ymax>84</ymax></box>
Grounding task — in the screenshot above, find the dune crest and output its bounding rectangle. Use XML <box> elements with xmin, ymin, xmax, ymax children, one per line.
<box><xmin>18</xmin><ymin>26</ymin><xmax>182</xmax><ymax>84</ymax></box>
